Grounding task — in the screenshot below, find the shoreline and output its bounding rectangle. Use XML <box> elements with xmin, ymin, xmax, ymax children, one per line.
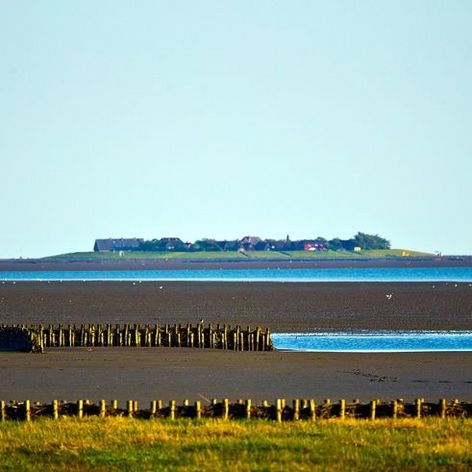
<box><xmin>1</xmin><ymin>255</ymin><xmax>472</xmax><ymax>271</ymax></box>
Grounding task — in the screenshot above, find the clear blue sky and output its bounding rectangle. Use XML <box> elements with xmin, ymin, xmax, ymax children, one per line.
<box><xmin>1</xmin><ymin>1</ymin><xmax>471</xmax><ymax>258</ymax></box>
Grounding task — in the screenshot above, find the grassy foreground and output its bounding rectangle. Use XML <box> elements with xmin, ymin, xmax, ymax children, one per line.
<box><xmin>0</xmin><ymin>418</ymin><xmax>471</xmax><ymax>471</ymax></box>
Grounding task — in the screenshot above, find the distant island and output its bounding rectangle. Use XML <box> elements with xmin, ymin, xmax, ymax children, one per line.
<box><xmin>94</xmin><ymin>232</ymin><xmax>391</xmax><ymax>253</ymax></box>
<box><xmin>5</xmin><ymin>231</ymin><xmax>466</xmax><ymax>270</ymax></box>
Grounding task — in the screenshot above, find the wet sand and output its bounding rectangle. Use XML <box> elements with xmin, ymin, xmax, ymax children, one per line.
<box><xmin>1</xmin><ymin>281</ymin><xmax>471</xmax><ymax>331</ymax></box>
<box><xmin>0</xmin><ymin>281</ymin><xmax>471</xmax><ymax>401</ymax></box>
<box><xmin>0</xmin><ymin>349</ymin><xmax>470</xmax><ymax>403</ymax></box>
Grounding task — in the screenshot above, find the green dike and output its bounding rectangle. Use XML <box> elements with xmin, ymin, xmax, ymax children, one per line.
<box><xmin>40</xmin><ymin>248</ymin><xmax>434</xmax><ymax>262</ymax></box>
<box><xmin>0</xmin><ymin>418</ymin><xmax>470</xmax><ymax>471</ymax></box>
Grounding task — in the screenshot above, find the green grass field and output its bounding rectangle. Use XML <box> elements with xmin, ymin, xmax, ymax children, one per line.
<box><xmin>0</xmin><ymin>418</ymin><xmax>470</xmax><ymax>471</ymax></box>
<box><xmin>41</xmin><ymin>248</ymin><xmax>434</xmax><ymax>263</ymax></box>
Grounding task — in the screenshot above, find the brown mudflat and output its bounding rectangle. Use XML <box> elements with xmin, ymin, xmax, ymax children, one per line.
<box><xmin>0</xmin><ymin>281</ymin><xmax>471</xmax><ymax>402</ymax></box>
<box><xmin>1</xmin><ymin>281</ymin><xmax>471</xmax><ymax>331</ymax></box>
<box><xmin>0</xmin><ymin>348</ymin><xmax>471</xmax><ymax>403</ymax></box>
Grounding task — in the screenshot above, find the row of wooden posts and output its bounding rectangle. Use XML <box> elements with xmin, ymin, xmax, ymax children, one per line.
<box><xmin>1</xmin><ymin>398</ymin><xmax>470</xmax><ymax>422</ymax></box>
<box><xmin>0</xmin><ymin>323</ymin><xmax>273</xmax><ymax>352</ymax></box>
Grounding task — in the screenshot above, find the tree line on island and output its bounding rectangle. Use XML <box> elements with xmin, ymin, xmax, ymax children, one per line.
<box><xmin>94</xmin><ymin>233</ymin><xmax>390</xmax><ymax>253</ymax></box>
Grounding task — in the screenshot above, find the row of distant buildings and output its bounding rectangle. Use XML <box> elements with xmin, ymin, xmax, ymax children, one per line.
<box><xmin>93</xmin><ymin>236</ymin><xmax>329</xmax><ymax>253</ymax></box>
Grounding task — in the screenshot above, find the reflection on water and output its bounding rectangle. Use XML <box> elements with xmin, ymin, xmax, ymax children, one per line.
<box><xmin>272</xmin><ymin>331</ymin><xmax>472</xmax><ymax>352</ymax></box>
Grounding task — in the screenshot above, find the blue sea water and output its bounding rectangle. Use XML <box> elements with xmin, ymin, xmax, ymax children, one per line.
<box><xmin>272</xmin><ymin>331</ymin><xmax>472</xmax><ymax>352</ymax></box>
<box><xmin>1</xmin><ymin>267</ymin><xmax>472</xmax><ymax>282</ymax></box>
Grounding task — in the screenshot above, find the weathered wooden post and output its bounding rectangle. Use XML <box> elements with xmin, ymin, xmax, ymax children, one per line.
<box><xmin>195</xmin><ymin>401</ymin><xmax>201</xmax><ymax>419</ymax></box>
<box><xmin>370</xmin><ymin>400</ymin><xmax>377</xmax><ymax>421</ymax></box>
<box><xmin>124</xmin><ymin>324</ymin><xmax>130</xmax><ymax>347</ymax></box>
<box><xmin>169</xmin><ymin>400</ymin><xmax>176</xmax><ymax>420</ymax></box>
<box><xmin>245</xmin><ymin>399</ymin><xmax>252</xmax><ymax>419</ymax></box>
<box><xmin>25</xmin><ymin>400</ymin><xmax>31</xmax><ymax>422</ymax></box>
<box><xmin>223</xmin><ymin>325</ymin><xmax>227</xmax><ymax>350</ymax></box>
<box><xmin>276</xmin><ymin>399</ymin><xmax>282</xmax><ymax>423</ymax></box>
<box><xmin>90</xmin><ymin>325</ymin><xmax>96</xmax><ymax>347</ymax></box>
<box><xmin>176</xmin><ymin>324</ymin><xmax>181</xmax><ymax>348</ymax></box>
<box><xmin>416</xmin><ymin>398</ymin><xmax>422</xmax><ymax>419</ymax></box>
<box><xmin>1</xmin><ymin>400</ymin><xmax>6</xmax><ymax>422</ymax></box>
<box><xmin>339</xmin><ymin>399</ymin><xmax>346</xmax><ymax>420</ymax></box>
<box><xmin>77</xmin><ymin>400</ymin><xmax>83</xmax><ymax>419</ymax></box>
<box><xmin>440</xmin><ymin>398</ymin><xmax>447</xmax><ymax>419</ymax></box>
<box><xmin>100</xmin><ymin>400</ymin><xmax>106</xmax><ymax>418</ymax></box>
<box><xmin>208</xmin><ymin>324</ymin><xmax>213</xmax><ymax>349</ymax></box>
<box><xmin>49</xmin><ymin>324</ymin><xmax>54</xmax><ymax>347</ymax></box>
<box><xmin>150</xmin><ymin>400</ymin><xmax>157</xmax><ymax>417</ymax></box>
<box><xmin>127</xmin><ymin>400</ymin><xmax>134</xmax><ymax>417</ymax></box>
<box><xmin>309</xmin><ymin>400</ymin><xmax>316</xmax><ymax>421</ymax></box>
<box><xmin>53</xmin><ymin>400</ymin><xmax>59</xmax><ymax>420</ymax></box>
<box><xmin>67</xmin><ymin>325</ymin><xmax>73</xmax><ymax>347</ymax></box>
<box><xmin>392</xmin><ymin>400</ymin><xmax>398</xmax><ymax>419</ymax></box>
<box><xmin>292</xmin><ymin>399</ymin><xmax>300</xmax><ymax>421</ymax></box>
<box><xmin>223</xmin><ymin>399</ymin><xmax>229</xmax><ymax>420</ymax></box>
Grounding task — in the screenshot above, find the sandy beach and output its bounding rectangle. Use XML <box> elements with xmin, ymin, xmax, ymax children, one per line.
<box><xmin>1</xmin><ymin>281</ymin><xmax>471</xmax><ymax>402</ymax></box>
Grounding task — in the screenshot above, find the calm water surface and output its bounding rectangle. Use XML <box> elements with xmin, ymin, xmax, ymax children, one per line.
<box><xmin>272</xmin><ymin>331</ymin><xmax>472</xmax><ymax>352</ymax></box>
<box><xmin>1</xmin><ymin>267</ymin><xmax>472</xmax><ymax>282</ymax></box>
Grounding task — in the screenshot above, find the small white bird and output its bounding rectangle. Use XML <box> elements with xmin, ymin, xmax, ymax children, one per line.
<box><xmin>385</xmin><ymin>293</ymin><xmax>393</xmax><ymax>300</ymax></box>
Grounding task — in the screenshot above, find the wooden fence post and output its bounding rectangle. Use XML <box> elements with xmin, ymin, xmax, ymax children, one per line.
<box><xmin>339</xmin><ymin>399</ymin><xmax>346</xmax><ymax>420</ymax></box>
<box><xmin>127</xmin><ymin>400</ymin><xmax>133</xmax><ymax>417</ymax></box>
<box><xmin>440</xmin><ymin>399</ymin><xmax>447</xmax><ymax>419</ymax></box>
<box><xmin>223</xmin><ymin>399</ymin><xmax>229</xmax><ymax>420</ymax></box>
<box><xmin>370</xmin><ymin>400</ymin><xmax>376</xmax><ymax>421</ymax></box>
<box><xmin>309</xmin><ymin>399</ymin><xmax>316</xmax><ymax>421</ymax></box>
<box><xmin>392</xmin><ymin>400</ymin><xmax>398</xmax><ymax>419</ymax></box>
<box><xmin>169</xmin><ymin>400</ymin><xmax>176</xmax><ymax>420</ymax></box>
<box><xmin>416</xmin><ymin>398</ymin><xmax>422</xmax><ymax>419</ymax></box>
<box><xmin>151</xmin><ymin>400</ymin><xmax>157</xmax><ymax>417</ymax></box>
<box><xmin>100</xmin><ymin>400</ymin><xmax>106</xmax><ymax>418</ymax></box>
<box><xmin>245</xmin><ymin>400</ymin><xmax>252</xmax><ymax>419</ymax></box>
<box><xmin>53</xmin><ymin>400</ymin><xmax>59</xmax><ymax>420</ymax></box>
<box><xmin>276</xmin><ymin>399</ymin><xmax>282</xmax><ymax>423</ymax></box>
<box><xmin>25</xmin><ymin>400</ymin><xmax>31</xmax><ymax>422</ymax></box>
<box><xmin>195</xmin><ymin>401</ymin><xmax>201</xmax><ymax>419</ymax></box>
<box><xmin>1</xmin><ymin>400</ymin><xmax>6</xmax><ymax>422</ymax></box>
<box><xmin>77</xmin><ymin>400</ymin><xmax>83</xmax><ymax>419</ymax></box>
<box><xmin>293</xmin><ymin>399</ymin><xmax>300</xmax><ymax>421</ymax></box>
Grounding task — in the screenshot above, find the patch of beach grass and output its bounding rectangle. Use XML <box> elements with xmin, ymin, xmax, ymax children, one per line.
<box><xmin>0</xmin><ymin>418</ymin><xmax>470</xmax><ymax>471</ymax></box>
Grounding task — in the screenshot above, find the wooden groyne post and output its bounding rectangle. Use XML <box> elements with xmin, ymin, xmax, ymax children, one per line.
<box><xmin>0</xmin><ymin>323</ymin><xmax>273</xmax><ymax>352</ymax></box>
